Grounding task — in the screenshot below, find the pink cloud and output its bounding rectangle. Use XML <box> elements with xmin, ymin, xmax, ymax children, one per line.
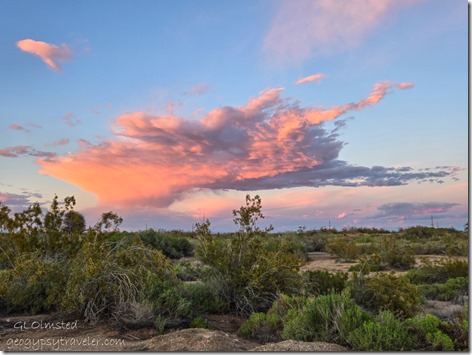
<box><xmin>295</xmin><ymin>73</ymin><xmax>326</xmax><ymax>85</ymax></box>
<box><xmin>0</xmin><ymin>145</ymin><xmax>55</xmax><ymax>159</ymax></box>
<box><xmin>16</xmin><ymin>38</ymin><xmax>73</xmax><ymax>72</ymax></box>
<box><xmin>9</xmin><ymin>124</ymin><xmax>30</xmax><ymax>133</ymax></box>
<box><xmin>337</xmin><ymin>212</ymin><xmax>348</xmax><ymax>219</ymax></box>
<box><xmin>45</xmin><ymin>138</ymin><xmax>70</xmax><ymax>147</ymax></box>
<box><xmin>38</xmin><ymin>81</ymin><xmax>428</xmax><ymax>209</ymax></box>
<box><xmin>263</xmin><ymin>0</ymin><xmax>419</xmax><ymax>66</ymax></box>
<box><xmin>184</xmin><ymin>83</ymin><xmax>210</xmax><ymax>96</ymax></box>
<box><xmin>61</xmin><ymin>113</ymin><xmax>80</xmax><ymax>127</ymax></box>
<box><xmin>395</xmin><ymin>82</ymin><xmax>415</xmax><ymax>90</ymax></box>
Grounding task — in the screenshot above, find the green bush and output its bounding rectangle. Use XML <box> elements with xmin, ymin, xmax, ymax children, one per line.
<box><xmin>418</xmin><ymin>277</ymin><xmax>468</xmax><ymax>302</ymax></box>
<box><xmin>405</xmin><ymin>314</ymin><xmax>454</xmax><ymax>351</ymax></box>
<box><xmin>348</xmin><ymin>254</ymin><xmax>382</xmax><ymax>272</ymax></box>
<box><xmin>182</xmin><ymin>281</ymin><xmax>228</xmax><ymax>314</ymax></box>
<box><xmin>377</xmin><ymin>237</ymin><xmax>415</xmax><ymax>270</ymax></box>
<box><xmin>281</xmin><ymin>292</ymin><xmax>372</xmax><ymax>345</ymax></box>
<box><xmin>407</xmin><ymin>258</ymin><xmax>468</xmax><ymax>284</ymax></box>
<box><xmin>195</xmin><ymin>195</ymin><xmax>303</xmax><ymax>314</ymax></box>
<box><xmin>146</xmin><ymin>277</ymin><xmax>192</xmax><ymax>320</ymax></box>
<box><xmin>348</xmin><ymin>311</ymin><xmax>414</xmax><ymax>351</ymax></box>
<box><xmin>239</xmin><ymin>293</ymin><xmax>306</xmax><ymax>343</ymax></box>
<box><xmin>349</xmin><ymin>272</ymin><xmax>421</xmax><ymax>318</ymax></box>
<box><xmin>61</xmin><ymin>237</ymin><xmax>174</xmax><ymax>323</ymax></box>
<box><xmin>439</xmin><ymin>305</ymin><xmax>469</xmax><ymax>351</ymax></box>
<box><xmin>0</xmin><ymin>252</ymin><xmax>67</xmax><ymax>314</ymax></box>
<box><xmin>239</xmin><ymin>312</ymin><xmax>282</xmax><ymax>343</ymax></box>
<box><xmin>303</xmin><ymin>270</ymin><xmax>348</xmax><ymax>296</ymax></box>
<box><xmin>138</xmin><ymin>229</ymin><xmax>194</xmax><ymax>259</ymax></box>
<box><xmin>190</xmin><ymin>316</ymin><xmax>209</xmax><ymax>329</ymax></box>
<box><xmin>326</xmin><ymin>237</ymin><xmax>359</xmax><ymax>261</ymax></box>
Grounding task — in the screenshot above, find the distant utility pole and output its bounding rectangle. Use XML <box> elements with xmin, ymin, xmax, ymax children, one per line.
<box><xmin>431</xmin><ymin>216</ymin><xmax>434</xmax><ymax>228</ymax></box>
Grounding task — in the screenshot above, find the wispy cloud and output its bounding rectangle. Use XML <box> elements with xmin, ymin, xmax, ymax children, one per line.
<box><xmin>374</xmin><ymin>202</ymin><xmax>460</xmax><ymax>220</ymax></box>
<box><xmin>0</xmin><ymin>145</ymin><xmax>56</xmax><ymax>159</ymax></box>
<box><xmin>295</xmin><ymin>73</ymin><xmax>326</xmax><ymax>85</ymax></box>
<box><xmin>9</xmin><ymin>124</ymin><xmax>30</xmax><ymax>133</ymax></box>
<box><xmin>184</xmin><ymin>83</ymin><xmax>210</xmax><ymax>96</ymax></box>
<box><xmin>45</xmin><ymin>138</ymin><xmax>70</xmax><ymax>147</ymax></box>
<box><xmin>395</xmin><ymin>82</ymin><xmax>415</xmax><ymax>90</ymax></box>
<box><xmin>263</xmin><ymin>0</ymin><xmax>418</xmax><ymax>66</ymax></box>
<box><xmin>61</xmin><ymin>112</ymin><xmax>80</xmax><ymax>127</ymax></box>
<box><xmin>16</xmin><ymin>38</ymin><xmax>73</xmax><ymax>72</ymax></box>
<box><xmin>38</xmin><ymin>80</ymin><xmax>457</xmax><ymax>208</ymax></box>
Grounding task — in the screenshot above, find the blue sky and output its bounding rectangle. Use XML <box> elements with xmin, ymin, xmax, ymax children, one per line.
<box><xmin>0</xmin><ymin>0</ymin><xmax>468</xmax><ymax>231</ymax></box>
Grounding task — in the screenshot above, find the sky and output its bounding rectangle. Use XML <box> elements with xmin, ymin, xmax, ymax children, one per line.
<box><xmin>0</xmin><ymin>0</ymin><xmax>468</xmax><ymax>232</ymax></box>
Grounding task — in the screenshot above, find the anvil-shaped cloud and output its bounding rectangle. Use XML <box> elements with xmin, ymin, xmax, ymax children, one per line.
<box><xmin>38</xmin><ymin>81</ymin><xmax>456</xmax><ymax>208</ymax></box>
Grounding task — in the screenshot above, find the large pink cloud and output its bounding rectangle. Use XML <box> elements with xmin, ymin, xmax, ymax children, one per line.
<box><xmin>17</xmin><ymin>39</ymin><xmax>73</xmax><ymax>72</ymax></box>
<box><xmin>38</xmin><ymin>80</ymin><xmax>456</xmax><ymax>209</ymax></box>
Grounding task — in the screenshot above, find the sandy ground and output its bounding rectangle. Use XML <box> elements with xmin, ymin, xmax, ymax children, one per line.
<box><xmin>302</xmin><ymin>252</ymin><xmax>468</xmax><ymax>273</ymax></box>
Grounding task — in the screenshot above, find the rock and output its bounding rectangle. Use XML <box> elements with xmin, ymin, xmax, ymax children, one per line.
<box><xmin>251</xmin><ymin>340</ymin><xmax>348</xmax><ymax>351</ymax></box>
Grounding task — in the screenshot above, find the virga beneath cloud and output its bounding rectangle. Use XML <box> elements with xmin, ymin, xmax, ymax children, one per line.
<box><xmin>38</xmin><ymin>80</ymin><xmax>457</xmax><ymax>208</ymax></box>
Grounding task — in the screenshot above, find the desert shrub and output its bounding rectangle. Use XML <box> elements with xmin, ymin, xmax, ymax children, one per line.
<box><xmin>377</xmin><ymin>237</ymin><xmax>415</xmax><ymax>270</ymax></box>
<box><xmin>146</xmin><ymin>277</ymin><xmax>192</xmax><ymax>320</ymax></box>
<box><xmin>439</xmin><ymin>305</ymin><xmax>469</xmax><ymax>351</ymax></box>
<box><xmin>115</xmin><ymin>300</ymin><xmax>155</xmax><ymax>328</ymax></box>
<box><xmin>281</xmin><ymin>292</ymin><xmax>372</xmax><ymax>345</ymax></box>
<box><xmin>190</xmin><ymin>316</ymin><xmax>209</xmax><ymax>329</ymax></box>
<box><xmin>196</xmin><ymin>195</ymin><xmax>304</xmax><ymax>314</ymax></box>
<box><xmin>326</xmin><ymin>237</ymin><xmax>359</xmax><ymax>261</ymax></box>
<box><xmin>182</xmin><ymin>281</ymin><xmax>228</xmax><ymax>314</ymax></box>
<box><xmin>418</xmin><ymin>277</ymin><xmax>468</xmax><ymax>302</ymax></box>
<box><xmin>174</xmin><ymin>259</ymin><xmax>208</xmax><ymax>281</ymax></box>
<box><xmin>239</xmin><ymin>293</ymin><xmax>306</xmax><ymax>343</ymax></box>
<box><xmin>348</xmin><ymin>311</ymin><xmax>414</xmax><ymax>351</ymax></box>
<box><xmin>348</xmin><ymin>254</ymin><xmax>382</xmax><ymax>272</ymax></box>
<box><xmin>61</xmin><ymin>237</ymin><xmax>174</xmax><ymax>323</ymax></box>
<box><xmin>349</xmin><ymin>272</ymin><xmax>421</xmax><ymax>318</ymax></box>
<box><xmin>239</xmin><ymin>312</ymin><xmax>282</xmax><ymax>343</ymax></box>
<box><xmin>403</xmin><ymin>226</ymin><xmax>437</xmax><ymax>239</ymax></box>
<box><xmin>0</xmin><ymin>252</ymin><xmax>67</xmax><ymax>313</ymax></box>
<box><xmin>264</xmin><ymin>234</ymin><xmax>307</xmax><ymax>260</ymax></box>
<box><xmin>407</xmin><ymin>258</ymin><xmax>468</xmax><ymax>284</ymax></box>
<box><xmin>138</xmin><ymin>229</ymin><xmax>194</xmax><ymax>259</ymax></box>
<box><xmin>303</xmin><ymin>270</ymin><xmax>348</xmax><ymax>296</ymax></box>
<box><xmin>302</xmin><ymin>234</ymin><xmax>329</xmax><ymax>252</ymax></box>
<box><xmin>404</xmin><ymin>314</ymin><xmax>454</xmax><ymax>351</ymax></box>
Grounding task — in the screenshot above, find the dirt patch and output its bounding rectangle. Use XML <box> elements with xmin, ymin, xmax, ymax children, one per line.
<box><xmin>252</xmin><ymin>340</ymin><xmax>347</xmax><ymax>351</ymax></box>
<box><xmin>302</xmin><ymin>252</ymin><xmax>468</xmax><ymax>274</ymax></box>
<box><xmin>141</xmin><ymin>328</ymin><xmax>259</xmax><ymax>351</ymax></box>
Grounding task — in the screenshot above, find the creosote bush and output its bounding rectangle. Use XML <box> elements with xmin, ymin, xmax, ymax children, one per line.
<box><xmin>303</xmin><ymin>270</ymin><xmax>348</xmax><ymax>296</ymax></box>
<box><xmin>349</xmin><ymin>271</ymin><xmax>421</xmax><ymax>318</ymax></box>
<box><xmin>195</xmin><ymin>195</ymin><xmax>304</xmax><ymax>314</ymax></box>
<box><xmin>326</xmin><ymin>237</ymin><xmax>359</xmax><ymax>262</ymax></box>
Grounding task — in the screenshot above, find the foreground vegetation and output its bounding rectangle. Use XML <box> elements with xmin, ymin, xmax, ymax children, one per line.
<box><xmin>0</xmin><ymin>195</ymin><xmax>468</xmax><ymax>351</ymax></box>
